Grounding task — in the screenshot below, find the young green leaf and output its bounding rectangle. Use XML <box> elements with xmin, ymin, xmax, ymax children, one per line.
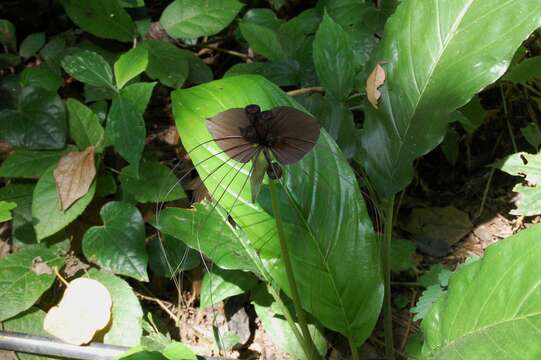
<box><xmin>66</xmin><ymin>99</ymin><xmax>106</xmax><ymax>152</ymax></box>
<box><xmin>114</xmin><ymin>46</ymin><xmax>149</xmax><ymax>89</ymax></box>
<box><xmin>0</xmin><ymin>245</ymin><xmax>64</xmax><ymax>321</ymax></box>
<box><xmin>200</xmin><ymin>267</ymin><xmax>258</xmax><ymax>309</ymax></box>
<box><xmin>19</xmin><ymin>32</ymin><xmax>45</xmax><ymax>58</ymax></box>
<box><xmin>62</xmin><ymin>0</ymin><xmax>136</xmax><ymax>42</ymax></box>
<box><xmin>62</xmin><ymin>50</ymin><xmax>114</xmax><ymax>89</ymax></box>
<box><xmin>160</xmin><ymin>0</ymin><xmax>244</xmax><ymax>39</ymax></box>
<box><xmin>82</xmin><ymin>201</ymin><xmax>148</xmax><ymax>281</ymax></box>
<box><xmin>0</xmin><ymin>19</ymin><xmax>17</xmax><ymax>51</ymax></box>
<box><xmin>0</xmin><ymin>201</ymin><xmax>17</xmax><ymax>222</ymax></box>
<box><xmin>313</xmin><ymin>12</ymin><xmax>355</xmax><ymax>100</ymax></box>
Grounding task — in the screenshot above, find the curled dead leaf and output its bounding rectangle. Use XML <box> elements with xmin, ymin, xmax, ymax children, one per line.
<box><xmin>31</xmin><ymin>256</ymin><xmax>53</xmax><ymax>275</ymax></box>
<box><xmin>54</xmin><ymin>146</ymin><xmax>96</xmax><ymax>211</ymax></box>
<box><xmin>366</xmin><ymin>63</ymin><xmax>386</xmax><ymax>109</ymax></box>
<box><xmin>43</xmin><ymin>277</ymin><xmax>112</xmax><ymax>345</ymax></box>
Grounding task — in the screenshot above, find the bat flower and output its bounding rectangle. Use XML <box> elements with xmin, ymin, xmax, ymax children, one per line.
<box><xmin>206</xmin><ymin>104</ymin><xmax>321</xmax><ymax>201</ymax></box>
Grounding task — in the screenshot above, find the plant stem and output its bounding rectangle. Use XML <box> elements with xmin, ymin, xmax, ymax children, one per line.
<box><xmin>268</xmin><ymin>179</ymin><xmax>319</xmax><ymax>359</ymax></box>
<box><xmin>286</xmin><ymin>87</ymin><xmax>325</xmax><ymax>97</ymax></box>
<box><xmin>382</xmin><ymin>196</ymin><xmax>396</xmax><ymax>360</ymax></box>
<box><xmin>349</xmin><ymin>338</ymin><xmax>360</xmax><ymax>360</ymax></box>
<box><xmin>500</xmin><ymin>84</ymin><xmax>517</xmax><ymax>153</ymax></box>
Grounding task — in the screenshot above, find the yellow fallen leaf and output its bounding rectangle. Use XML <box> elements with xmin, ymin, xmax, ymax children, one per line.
<box><xmin>44</xmin><ymin>278</ymin><xmax>112</xmax><ymax>345</ymax></box>
<box><xmin>366</xmin><ymin>63</ymin><xmax>386</xmax><ymax>109</ymax></box>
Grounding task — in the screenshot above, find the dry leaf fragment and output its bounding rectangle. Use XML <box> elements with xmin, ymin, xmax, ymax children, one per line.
<box><xmin>54</xmin><ymin>146</ymin><xmax>96</xmax><ymax>211</ymax></box>
<box><xmin>43</xmin><ymin>277</ymin><xmax>112</xmax><ymax>345</ymax></box>
<box><xmin>31</xmin><ymin>256</ymin><xmax>52</xmax><ymax>275</ymax></box>
<box><xmin>366</xmin><ymin>63</ymin><xmax>386</xmax><ymax>109</ymax></box>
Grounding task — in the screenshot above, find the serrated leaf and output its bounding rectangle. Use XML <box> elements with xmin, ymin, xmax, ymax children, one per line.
<box><xmin>0</xmin><ymin>86</ymin><xmax>66</xmax><ymax>150</ymax></box>
<box><xmin>421</xmin><ymin>224</ymin><xmax>541</xmax><ymax>358</ymax></box>
<box><xmin>160</xmin><ymin>0</ymin><xmax>243</xmax><ymax>39</ymax></box>
<box><xmin>0</xmin><ymin>19</ymin><xmax>16</xmax><ymax>51</ymax></box>
<box><xmin>19</xmin><ymin>32</ymin><xmax>45</xmax><ymax>58</ymax></box>
<box><xmin>411</xmin><ymin>284</ymin><xmax>445</xmax><ymax>321</ymax></box>
<box><xmin>82</xmin><ymin>201</ymin><xmax>148</xmax><ymax>281</ymax></box>
<box><xmin>0</xmin><ymin>149</ymin><xmax>69</xmax><ymax>178</ymax></box>
<box><xmin>33</xmin><ymin>165</ymin><xmax>96</xmax><ymax>241</ymax></box>
<box><xmin>139</xmin><ymin>40</ymin><xmax>189</xmax><ymax>88</ymax></box>
<box><xmin>360</xmin><ymin>0</ymin><xmax>541</xmax><ymax>196</ymax></box>
<box><xmin>62</xmin><ymin>50</ymin><xmax>115</xmax><ymax>89</ymax></box>
<box><xmin>66</xmin><ymin>99</ymin><xmax>106</xmax><ymax>152</ymax></box>
<box><xmin>85</xmin><ymin>268</ymin><xmax>143</xmax><ymax>346</ymax></box>
<box><xmin>313</xmin><ymin>12</ymin><xmax>355</xmax><ymax>100</ymax></box>
<box><xmin>62</xmin><ymin>0</ymin><xmax>136</xmax><ymax>42</ymax></box>
<box><xmin>115</xmin><ymin>47</ymin><xmax>149</xmax><ymax>89</ymax></box>
<box><xmin>200</xmin><ymin>267</ymin><xmax>258</xmax><ymax>309</ymax></box>
<box><xmin>0</xmin><ymin>245</ymin><xmax>64</xmax><ymax>321</ymax></box>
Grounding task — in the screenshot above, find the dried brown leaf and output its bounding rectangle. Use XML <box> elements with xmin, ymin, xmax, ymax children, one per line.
<box><xmin>54</xmin><ymin>146</ymin><xmax>96</xmax><ymax>211</ymax></box>
<box><xmin>366</xmin><ymin>64</ymin><xmax>386</xmax><ymax>109</ymax></box>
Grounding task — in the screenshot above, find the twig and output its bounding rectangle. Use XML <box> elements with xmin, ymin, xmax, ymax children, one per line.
<box><xmin>500</xmin><ymin>84</ymin><xmax>517</xmax><ymax>153</ymax></box>
<box><xmin>137</xmin><ymin>285</ymin><xmax>178</xmax><ymax>325</ymax></box>
<box><xmin>286</xmin><ymin>87</ymin><xmax>325</xmax><ymax>97</ymax></box>
<box><xmin>200</xmin><ymin>44</ymin><xmax>252</xmax><ymax>60</ymax></box>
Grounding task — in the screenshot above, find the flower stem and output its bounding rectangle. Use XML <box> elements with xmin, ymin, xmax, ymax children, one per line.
<box><xmin>268</xmin><ymin>179</ymin><xmax>319</xmax><ymax>359</ymax></box>
<box><xmin>349</xmin><ymin>338</ymin><xmax>360</xmax><ymax>360</ymax></box>
<box><xmin>383</xmin><ymin>195</ymin><xmax>396</xmax><ymax>360</ymax></box>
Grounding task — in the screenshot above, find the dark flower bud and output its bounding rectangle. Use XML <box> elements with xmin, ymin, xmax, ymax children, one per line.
<box><xmin>267</xmin><ymin>162</ymin><xmax>283</xmax><ymax>179</ymax></box>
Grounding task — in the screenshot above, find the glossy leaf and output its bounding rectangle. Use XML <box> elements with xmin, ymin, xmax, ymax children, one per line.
<box><xmin>160</xmin><ymin>0</ymin><xmax>243</xmax><ymax>39</ymax></box>
<box><xmin>148</xmin><ymin>234</ymin><xmax>200</xmax><ymax>278</ymax></box>
<box><xmin>239</xmin><ymin>22</ymin><xmax>286</xmax><ymax>60</ymax></box>
<box><xmin>19</xmin><ymin>32</ymin><xmax>45</xmax><ymax>58</ymax></box>
<box><xmin>62</xmin><ymin>51</ymin><xmax>115</xmax><ymax>89</ymax></box>
<box><xmin>66</xmin><ymin>99</ymin><xmax>106</xmax><ymax>152</ymax></box>
<box><xmin>0</xmin><ymin>86</ymin><xmax>66</xmax><ymax>150</ymax></box>
<box><xmin>200</xmin><ymin>267</ymin><xmax>258</xmax><ymax>309</ymax></box>
<box><xmin>120</xmin><ymin>82</ymin><xmax>156</xmax><ymax>115</ymax></box>
<box><xmin>360</xmin><ymin>0</ymin><xmax>541</xmax><ymax>196</ymax></box>
<box><xmin>82</xmin><ymin>201</ymin><xmax>148</xmax><ymax>281</ymax></box>
<box><xmin>114</xmin><ymin>46</ymin><xmax>149</xmax><ymax>89</ymax></box>
<box><xmin>63</xmin><ymin>0</ymin><xmax>136</xmax><ymax>42</ymax></box>
<box><xmin>0</xmin><ymin>245</ymin><xmax>64</xmax><ymax>321</ymax></box>
<box><xmin>421</xmin><ymin>224</ymin><xmax>541</xmax><ymax>358</ymax></box>
<box><xmin>0</xmin><ymin>19</ymin><xmax>16</xmax><ymax>51</ymax></box>
<box><xmin>0</xmin><ymin>149</ymin><xmax>68</xmax><ymax>178</ymax></box>
<box><xmin>139</xmin><ymin>40</ymin><xmax>189</xmax><ymax>88</ymax></box>
<box><xmin>33</xmin><ymin>166</ymin><xmax>96</xmax><ymax>241</ymax></box>
<box><xmin>313</xmin><ymin>12</ymin><xmax>355</xmax><ymax>100</ymax></box>
<box><xmin>318</xmin><ymin>97</ymin><xmax>357</xmax><ymax>158</ymax></box>
<box><xmin>85</xmin><ymin>268</ymin><xmax>143</xmax><ymax>346</ymax></box>
<box><xmin>172</xmin><ymin>75</ymin><xmax>382</xmax><ymax>345</ymax></box>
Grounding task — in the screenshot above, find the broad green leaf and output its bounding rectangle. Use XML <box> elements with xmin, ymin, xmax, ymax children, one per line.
<box><xmin>0</xmin><ymin>184</ymin><xmax>37</xmax><ymax>245</ymax></box>
<box><xmin>32</xmin><ymin>166</ymin><xmax>96</xmax><ymax>240</ymax></box>
<box><xmin>504</xmin><ymin>56</ymin><xmax>541</xmax><ymax>84</ymax></box>
<box><xmin>63</xmin><ymin>0</ymin><xmax>136</xmax><ymax>42</ymax></box>
<box><xmin>148</xmin><ymin>234</ymin><xmax>200</xmax><ymax>278</ymax></box>
<box><xmin>2</xmin><ymin>307</ymin><xmax>55</xmax><ymax>360</ymax></box>
<box><xmin>421</xmin><ymin>224</ymin><xmax>541</xmax><ymax>358</ymax></box>
<box><xmin>120</xmin><ymin>82</ymin><xmax>156</xmax><ymax>114</ymax></box>
<box><xmin>66</xmin><ymin>99</ymin><xmax>106</xmax><ymax>152</ymax></box>
<box><xmin>19</xmin><ymin>32</ymin><xmax>45</xmax><ymax>58</ymax></box>
<box><xmin>313</xmin><ymin>13</ymin><xmax>355</xmax><ymax>100</ymax></box>
<box><xmin>497</xmin><ymin>151</ymin><xmax>541</xmax><ymax>216</ymax></box>
<box><xmin>457</xmin><ymin>95</ymin><xmax>486</xmax><ymax>134</ymax></box>
<box><xmin>20</xmin><ymin>65</ymin><xmax>63</xmax><ymax>92</ymax></box>
<box><xmin>0</xmin><ymin>19</ymin><xmax>16</xmax><ymax>51</ymax></box>
<box><xmin>360</xmin><ymin>0</ymin><xmax>541</xmax><ymax>196</ymax></box>
<box><xmin>160</xmin><ymin>0</ymin><xmax>243</xmax><ymax>39</ymax></box>
<box><xmin>119</xmin><ymin>160</ymin><xmax>185</xmax><ymax>203</ymax></box>
<box><xmin>172</xmin><ymin>75</ymin><xmax>382</xmax><ymax>345</ymax></box>
<box><xmin>199</xmin><ymin>267</ymin><xmax>258</xmax><ymax>309</ymax></box>
<box><xmin>318</xmin><ymin>96</ymin><xmax>357</xmax><ymax>158</ymax></box>
<box><xmin>85</xmin><ymin>269</ymin><xmax>143</xmax><ymax>346</ymax></box>
<box><xmin>390</xmin><ymin>238</ymin><xmax>416</xmax><ymax>273</ymax></box>
<box><xmin>0</xmin><ymin>149</ymin><xmax>68</xmax><ymax>178</ymax></box>
<box><xmin>139</xmin><ymin>40</ymin><xmax>190</xmax><ymax>88</ymax></box>
<box><xmin>83</xmin><ymin>201</ymin><xmax>148</xmax><ymax>281</ymax></box>
<box><xmin>239</xmin><ymin>22</ymin><xmax>286</xmax><ymax>60</ymax></box>
<box><xmin>0</xmin><ymin>201</ymin><xmax>17</xmax><ymax>222</ymax></box>
<box><xmin>0</xmin><ymin>245</ymin><xmax>64</xmax><ymax>321</ymax></box>
<box><xmin>90</xmin><ymin>100</ymin><xmax>109</xmax><ymax>123</ymax></box>
<box><xmin>162</xmin><ymin>342</ymin><xmax>197</xmax><ymax>360</ymax></box>
<box><xmin>84</xmin><ymin>84</ymin><xmax>116</xmax><ymax>102</ymax></box>
<box><xmin>316</xmin><ymin>0</ymin><xmax>369</xmax><ymax>28</ymax></box>
<box><xmin>0</xmin><ymin>86</ymin><xmax>66</xmax><ymax>150</ymax></box>
<box><xmin>62</xmin><ymin>51</ymin><xmax>115</xmax><ymax>89</ymax></box>
<box><xmin>106</xmin><ymin>96</ymin><xmax>145</xmax><ymax>174</ymax></box>
<box><xmin>243</xmin><ymin>8</ymin><xmax>285</xmax><ymax>29</ymax></box>
<box><xmin>119</xmin><ymin>0</ymin><xmax>145</xmax><ymax>8</ymax></box>
<box><xmin>521</xmin><ymin>123</ymin><xmax>541</xmax><ymax>150</ymax></box>
<box><xmin>39</xmin><ymin>37</ymin><xmax>66</xmax><ymax>61</ymax></box>
<box><xmin>115</xmin><ymin>47</ymin><xmax>149</xmax><ymax>89</ymax></box>
<box><xmin>224</xmin><ymin>60</ymin><xmax>301</xmax><ymax>87</ymax></box>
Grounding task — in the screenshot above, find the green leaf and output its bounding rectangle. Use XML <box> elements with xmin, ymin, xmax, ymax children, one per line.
<box><xmin>360</xmin><ymin>0</ymin><xmax>541</xmax><ymax>196</ymax></box>
<box><xmin>96</xmin><ymin>173</ymin><xmax>118</xmax><ymax>197</ymax></box>
<box><xmin>66</xmin><ymin>98</ymin><xmax>106</xmax><ymax>152</ymax></box>
<box><xmin>457</xmin><ymin>95</ymin><xmax>486</xmax><ymax>134</ymax></box>
<box><xmin>0</xmin><ymin>53</ymin><xmax>20</xmax><ymax>69</ymax></box>
<box><xmin>317</xmin><ymin>96</ymin><xmax>357</xmax><ymax>158</ymax></box>
<box><xmin>390</xmin><ymin>238</ymin><xmax>416</xmax><ymax>273</ymax></box>
<box><xmin>504</xmin><ymin>55</ymin><xmax>541</xmax><ymax>84</ymax></box>
<box><xmin>0</xmin><ymin>201</ymin><xmax>17</xmax><ymax>222</ymax></box>
<box><xmin>160</xmin><ymin>0</ymin><xmax>243</xmax><ymax>39</ymax></box>
<box><xmin>0</xmin><ymin>86</ymin><xmax>66</xmax><ymax>150</ymax></box>
<box><xmin>421</xmin><ymin>224</ymin><xmax>541</xmax><ymax>358</ymax></box>
<box><xmin>172</xmin><ymin>75</ymin><xmax>382</xmax><ymax>345</ymax></box>
<box><xmin>106</xmin><ymin>96</ymin><xmax>145</xmax><ymax>174</ymax></box>
<box><xmin>224</xmin><ymin>60</ymin><xmax>301</xmax><ymax>87</ymax></box>
<box><xmin>62</xmin><ymin>0</ymin><xmax>136</xmax><ymax>42</ymax></box>
<box><xmin>441</xmin><ymin>127</ymin><xmax>459</xmax><ymax>165</ymax></box>
<box><xmin>115</xmin><ymin>47</ymin><xmax>149</xmax><ymax>89</ymax></box>
<box><xmin>120</xmin><ymin>82</ymin><xmax>156</xmax><ymax>114</ymax></box>
<box><xmin>0</xmin><ymin>184</ymin><xmax>37</xmax><ymax>245</ymax></box>
<box><xmin>497</xmin><ymin>151</ymin><xmax>541</xmax><ymax>216</ymax></box>
<box><xmin>19</xmin><ymin>32</ymin><xmax>45</xmax><ymax>58</ymax></box>
<box><xmin>2</xmin><ymin>307</ymin><xmax>55</xmax><ymax>360</ymax></box>
<box><xmin>521</xmin><ymin>123</ymin><xmax>541</xmax><ymax>149</ymax></box>
<box><xmin>119</xmin><ymin>160</ymin><xmax>185</xmax><ymax>203</ymax></box>
<box><xmin>0</xmin><ymin>245</ymin><xmax>64</xmax><ymax>321</ymax></box>
<box><xmin>316</xmin><ymin>0</ymin><xmax>369</xmax><ymax>28</ymax></box>
<box><xmin>119</xmin><ymin>0</ymin><xmax>145</xmax><ymax>7</ymax></box>
<box><xmin>162</xmin><ymin>342</ymin><xmax>197</xmax><ymax>360</ymax></box>
<box><xmin>83</xmin><ymin>201</ymin><xmax>148</xmax><ymax>281</ymax></box>
<box><xmin>313</xmin><ymin>12</ymin><xmax>355</xmax><ymax>100</ymax></box>
<box><xmin>242</xmin><ymin>8</ymin><xmax>285</xmax><ymax>29</ymax></box>
<box><xmin>200</xmin><ymin>267</ymin><xmax>258</xmax><ymax>309</ymax></box>
<box><xmin>0</xmin><ymin>19</ymin><xmax>16</xmax><ymax>51</ymax></box>
<box><xmin>148</xmin><ymin>234</ymin><xmax>200</xmax><ymax>278</ymax></box>
<box><xmin>239</xmin><ymin>22</ymin><xmax>286</xmax><ymax>60</ymax></box>
<box><xmin>85</xmin><ymin>268</ymin><xmax>143</xmax><ymax>346</ymax></box>
<box><xmin>20</xmin><ymin>65</ymin><xmax>63</xmax><ymax>92</ymax></box>
<box><xmin>411</xmin><ymin>284</ymin><xmax>445</xmax><ymax>322</ymax></box>
<box><xmin>62</xmin><ymin>50</ymin><xmax>115</xmax><ymax>89</ymax></box>
<box><xmin>139</xmin><ymin>40</ymin><xmax>190</xmax><ymax>88</ymax></box>
<box><xmin>0</xmin><ymin>149</ymin><xmax>68</xmax><ymax>178</ymax></box>
<box><xmin>32</xmin><ymin>165</ymin><xmax>96</xmax><ymax>241</ymax></box>
<box><xmin>39</xmin><ymin>37</ymin><xmax>66</xmax><ymax>62</ymax></box>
